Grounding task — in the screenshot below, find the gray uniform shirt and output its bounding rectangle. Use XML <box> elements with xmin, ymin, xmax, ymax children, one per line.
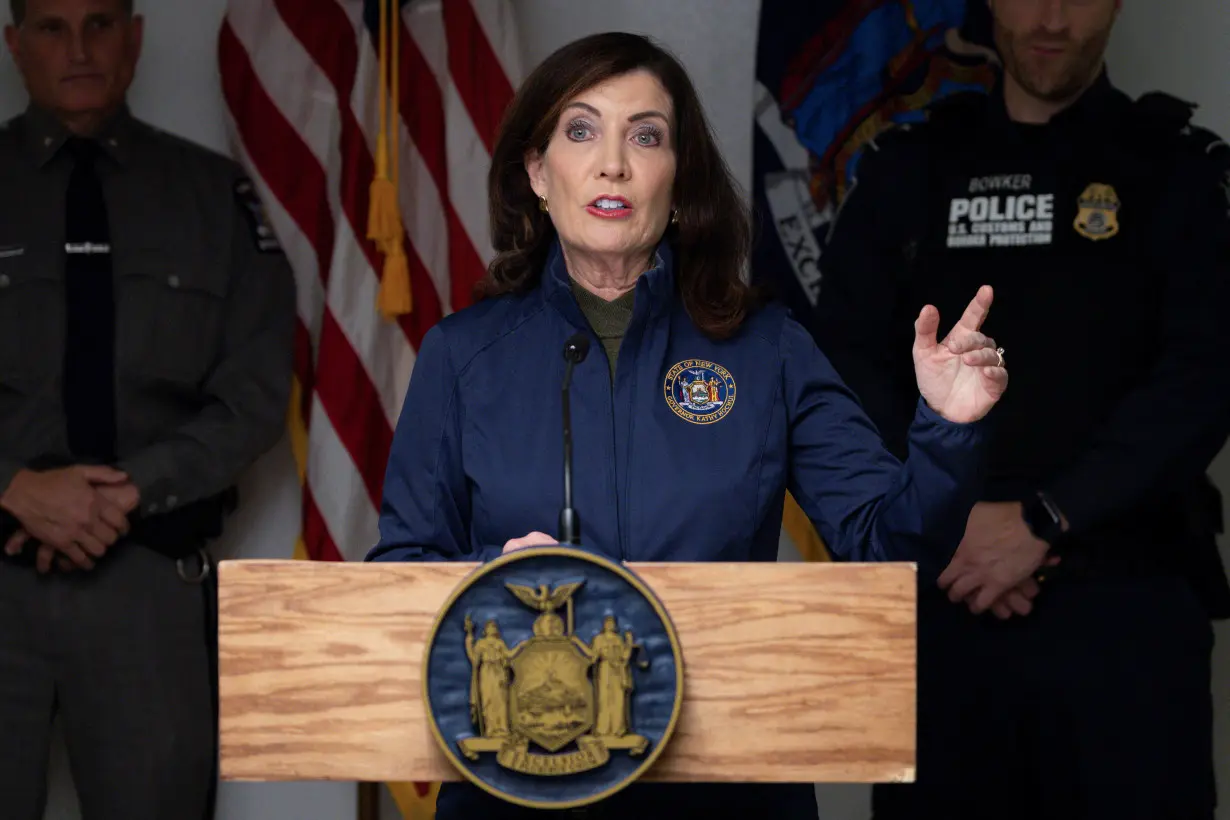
<box><xmin>0</xmin><ymin>104</ymin><xmax>296</xmax><ymax>518</ymax></box>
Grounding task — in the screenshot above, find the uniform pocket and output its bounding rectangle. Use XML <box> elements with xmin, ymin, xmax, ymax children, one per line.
<box><xmin>0</xmin><ymin>245</ymin><xmax>60</xmax><ymax>392</ymax></box>
<box><xmin>116</xmin><ymin>247</ymin><xmax>229</xmax><ymax>386</ymax></box>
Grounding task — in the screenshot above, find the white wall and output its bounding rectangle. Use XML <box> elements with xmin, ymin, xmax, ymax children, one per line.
<box><xmin>0</xmin><ymin>1</ymin><xmax>1225</xmax><ymax>818</ymax></box>
<box><xmin>1104</xmin><ymin>6</ymin><xmax>1230</xmax><ymax>820</ymax></box>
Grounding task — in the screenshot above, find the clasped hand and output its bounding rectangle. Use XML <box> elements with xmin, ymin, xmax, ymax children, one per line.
<box><xmin>939</xmin><ymin>502</ymin><xmax>1061</xmax><ymax>619</ymax></box>
<box><xmin>1</xmin><ymin>466</ymin><xmax>140</xmax><ymax>573</ymax></box>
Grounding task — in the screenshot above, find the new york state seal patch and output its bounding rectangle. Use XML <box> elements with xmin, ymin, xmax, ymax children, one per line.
<box><xmin>664</xmin><ymin>359</ymin><xmax>736</xmax><ymax>425</ymax></box>
<box><xmin>423</xmin><ymin>547</ymin><xmax>684</xmax><ymax>810</ymax></box>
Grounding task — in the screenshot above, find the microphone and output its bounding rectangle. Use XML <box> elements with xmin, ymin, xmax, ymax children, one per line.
<box><xmin>559</xmin><ymin>332</ymin><xmax>590</xmax><ymax>545</ymax></box>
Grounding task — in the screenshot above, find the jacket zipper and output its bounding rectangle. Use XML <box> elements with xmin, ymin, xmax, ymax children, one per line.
<box><xmin>608</xmin><ymin>337</ymin><xmax>625</xmax><ymax>562</ymax></box>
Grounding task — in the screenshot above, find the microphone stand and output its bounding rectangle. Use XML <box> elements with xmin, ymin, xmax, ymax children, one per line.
<box><xmin>559</xmin><ymin>333</ymin><xmax>589</xmax><ymax>545</ymax></box>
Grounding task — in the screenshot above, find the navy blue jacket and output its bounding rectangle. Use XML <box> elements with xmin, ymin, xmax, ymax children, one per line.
<box><xmin>367</xmin><ymin>240</ymin><xmax>987</xmax><ymax>818</ymax></box>
<box><xmin>369</xmin><ymin>240</ymin><xmax>986</xmax><ymax>573</ymax></box>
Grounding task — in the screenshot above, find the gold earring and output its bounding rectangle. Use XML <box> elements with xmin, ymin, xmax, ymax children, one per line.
<box><xmin>538</xmin><ymin>195</ymin><xmax>549</xmax><ymax>213</ymax></box>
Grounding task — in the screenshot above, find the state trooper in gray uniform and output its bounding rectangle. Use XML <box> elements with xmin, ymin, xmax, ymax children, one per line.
<box><xmin>0</xmin><ymin>1</ymin><xmax>295</xmax><ymax>818</ymax></box>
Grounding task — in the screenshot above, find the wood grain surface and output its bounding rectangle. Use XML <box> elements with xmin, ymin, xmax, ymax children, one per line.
<box><xmin>217</xmin><ymin>559</ymin><xmax>917</xmax><ymax>784</ymax></box>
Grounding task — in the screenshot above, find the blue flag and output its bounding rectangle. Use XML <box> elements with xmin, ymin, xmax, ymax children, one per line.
<box><xmin>750</xmin><ymin>0</ymin><xmax>999</xmax><ymax>335</ymax></box>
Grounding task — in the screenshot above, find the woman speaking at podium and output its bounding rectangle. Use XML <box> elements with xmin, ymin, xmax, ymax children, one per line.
<box><xmin>367</xmin><ymin>31</ymin><xmax>1007</xmax><ymax>820</ymax></box>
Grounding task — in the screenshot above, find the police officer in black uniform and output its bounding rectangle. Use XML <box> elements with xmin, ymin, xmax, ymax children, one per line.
<box><xmin>812</xmin><ymin>1</ymin><xmax>1230</xmax><ymax>818</ymax></box>
<box><xmin>0</xmin><ymin>1</ymin><xmax>295</xmax><ymax>818</ymax></box>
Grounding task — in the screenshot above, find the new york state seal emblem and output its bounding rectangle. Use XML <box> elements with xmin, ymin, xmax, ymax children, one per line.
<box><xmin>423</xmin><ymin>547</ymin><xmax>684</xmax><ymax>810</ymax></box>
<box><xmin>664</xmin><ymin>359</ymin><xmax>736</xmax><ymax>425</ymax></box>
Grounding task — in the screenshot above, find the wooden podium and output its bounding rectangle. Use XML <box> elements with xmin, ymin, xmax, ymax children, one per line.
<box><xmin>216</xmin><ymin>559</ymin><xmax>918</xmax><ymax>786</ymax></box>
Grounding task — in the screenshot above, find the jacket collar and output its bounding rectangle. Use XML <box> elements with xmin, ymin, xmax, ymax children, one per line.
<box><xmin>541</xmin><ymin>236</ymin><xmax>677</xmax><ymax>327</ymax></box>
<box><xmin>18</xmin><ymin>101</ymin><xmax>137</xmax><ymax>168</ymax></box>
<box><xmin>984</xmin><ymin>67</ymin><xmax>1132</xmax><ymax>151</ymax></box>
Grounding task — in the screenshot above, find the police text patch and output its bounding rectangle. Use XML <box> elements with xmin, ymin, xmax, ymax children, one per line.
<box><xmin>947</xmin><ymin>174</ymin><xmax>1054</xmax><ymax>249</ymax></box>
<box><xmin>234</xmin><ymin>178</ymin><xmax>283</xmax><ymax>254</ymax></box>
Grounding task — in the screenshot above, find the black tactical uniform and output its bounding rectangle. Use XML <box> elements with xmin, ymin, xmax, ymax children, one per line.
<box><xmin>0</xmin><ymin>104</ymin><xmax>295</xmax><ymax>819</ymax></box>
<box><xmin>813</xmin><ymin>71</ymin><xmax>1230</xmax><ymax>819</ymax></box>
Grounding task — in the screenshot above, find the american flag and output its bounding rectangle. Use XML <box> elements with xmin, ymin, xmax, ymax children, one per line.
<box><xmin>217</xmin><ymin>0</ymin><xmax>520</xmax><ymax>816</ymax></box>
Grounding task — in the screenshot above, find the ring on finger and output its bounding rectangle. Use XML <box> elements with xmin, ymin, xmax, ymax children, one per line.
<box><xmin>995</xmin><ymin>347</ymin><xmax>1005</xmax><ymax>368</ymax></box>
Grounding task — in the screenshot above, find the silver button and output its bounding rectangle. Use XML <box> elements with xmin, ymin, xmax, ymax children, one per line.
<box><xmin>43</xmin><ymin>136</ymin><xmax>52</xmax><ymax>146</ymax></box>
<box><xmin>0</xmin><ymin>274</ymin><xmax>9</xmax><ymax>288</ymax></box>
<box><xmin>167</xmin><ymin>275</ymin><xmax>180</xmax><ymax>288</ymax></box>
<box><xmin>147</xmin><ymin>503</ymin><xmax>159</xmax><ymax>514</ymax></box>
<box><xmin>107</xmin><ymin>138</ymin><xmax>117</xmax><ymax>147</ymax></box>
<box><xmin>165</xmin><ymin>495</ymin><xmax>178</xmax><ymax>509</ymax></box>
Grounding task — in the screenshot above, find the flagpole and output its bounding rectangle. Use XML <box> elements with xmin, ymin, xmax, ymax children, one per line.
<box><xmin>358</xmin><ymin>782</ymin><xmax>380</xmax><ymax>820</ymax></box>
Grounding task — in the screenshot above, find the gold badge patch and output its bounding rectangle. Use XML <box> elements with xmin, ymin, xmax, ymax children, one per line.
<box><xmin>1073</xmin><ymin>183</ymin><xmax>1120</xmax><ymax>241</ymax></box>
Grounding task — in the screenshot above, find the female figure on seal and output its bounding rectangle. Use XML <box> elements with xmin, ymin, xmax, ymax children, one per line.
<box><xmin>464</xmin><ymin>615</ymin><xmax>511</xmax><ymax>738</ymax></box>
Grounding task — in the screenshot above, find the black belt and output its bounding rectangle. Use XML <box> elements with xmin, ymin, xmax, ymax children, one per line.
<box><xmin>0</xmin><ymin>454</ymin><xmax>234</xmax><ymax>570</ymax></box>
<box><xmin>1041</xmin><ymin>543</ymin><xmax>1181</xmax><ymax>582</ymax></box>
<box><xmin>1040</xmin><ymin>532</ymin><xmax>1230</xmax><ymax>619</ymax></box>
<box><xmin>0</xmin><ymin>529</ymin><xmax>218</xmax><ymax>574</ymax></box>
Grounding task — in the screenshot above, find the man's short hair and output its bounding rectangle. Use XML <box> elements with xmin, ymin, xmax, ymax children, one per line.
<box><xmin>10</xmin><ymin>0</ymin><xmax>134</xmax><ymax>25</ymax></box>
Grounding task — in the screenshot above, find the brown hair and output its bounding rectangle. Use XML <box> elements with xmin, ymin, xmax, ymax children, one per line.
<box><xmin>477</xmin><ymin>32</ymin><xmax>755</xmax><ymax>339</ymax></box>
<box><xmin>10</xmin><ymin>0</ymin><xmax>133</xmax><ymax>25</ymax></box>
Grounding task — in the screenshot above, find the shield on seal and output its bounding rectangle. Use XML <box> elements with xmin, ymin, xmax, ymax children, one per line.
<box><xmin>509</xmin><ymin>636</ymin><xmax>594</xmax><ymax>752</ymax></box>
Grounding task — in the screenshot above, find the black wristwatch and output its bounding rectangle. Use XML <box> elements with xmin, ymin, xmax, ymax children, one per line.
<box><xmin>1022</xmin><ymin>491</ymin><xmax>1065</xmax><ymax>544</ymax></box>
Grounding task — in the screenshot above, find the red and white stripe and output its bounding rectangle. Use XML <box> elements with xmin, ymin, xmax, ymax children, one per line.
<box><xmin>218</xmin><ymin>0</ymin><xmax>520</xmax><ymax>563</ymax></box>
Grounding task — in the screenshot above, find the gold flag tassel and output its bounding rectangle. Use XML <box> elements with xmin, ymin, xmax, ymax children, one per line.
<box><xmin>376</xmin><ymin>0</ymin><xmax>412</xmax><ymax>319</ymax></box>
<box><xmin>368</xmin><ymin>0</ymin><xmax>399</xmax><ymax>248</ymax></box>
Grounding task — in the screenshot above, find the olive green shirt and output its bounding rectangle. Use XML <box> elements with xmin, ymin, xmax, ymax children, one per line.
<box><xmin>0</xmin><ymin>104</ymin><xmax>296</xmax><ymax>517</ymax></box>
<box><xmin>569</xmin><ymin>278</ymin><xmax>635</xmax><ymax>380</ymax></box>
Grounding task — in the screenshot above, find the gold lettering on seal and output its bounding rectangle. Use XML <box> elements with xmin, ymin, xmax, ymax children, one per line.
<box><xmin>495</xmin><ymin>736</ymin><xmax>611</xmax><ymax>776</ymax></box>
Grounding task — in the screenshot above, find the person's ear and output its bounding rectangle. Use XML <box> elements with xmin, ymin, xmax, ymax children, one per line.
<box><xmin>4</xmin><ymin>24</ymin><xmax>21</xmax><ymax>70</ymax></box>
<box><xmin>524</xmin><ymin>149</ymin><xmax>548</xmax><ymax>200</ymax></box>
<box><xmin>129</xmin><ymin>14</ymin><xmax>146</xmax><ymax>64</ymax></box>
